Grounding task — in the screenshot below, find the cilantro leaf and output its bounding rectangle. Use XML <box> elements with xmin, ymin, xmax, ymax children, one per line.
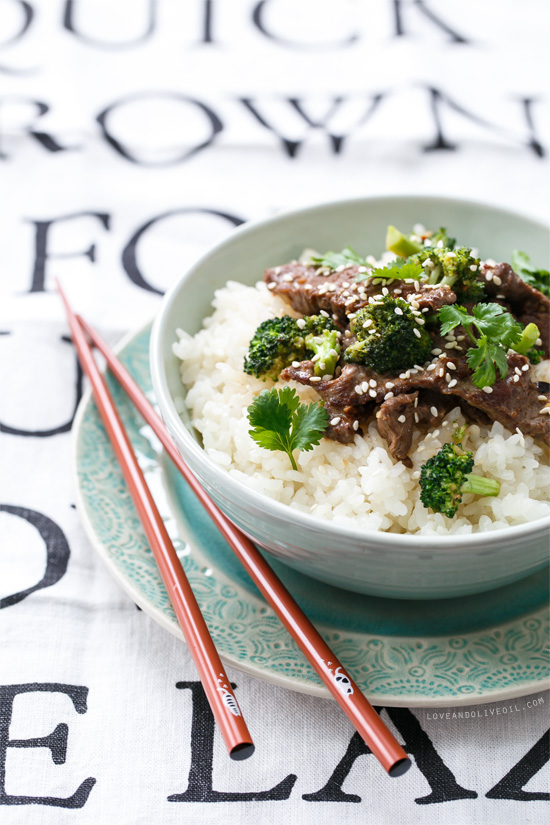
<box><xmin>471</xmin><ymin>303</ymin><xmax>522</xmax><ymax>347</ymax></box>
<box><xmin>247</xmin><ymin>387</ymin><xmax>329</xmax><ymax>471</ymax></box>
<box><xmin>310</xmin><ymin>246</ymin><xmax>368</xmax><ymax>270</ymax></box>
<box><xmin>511</xmin><ymin>250</ymin><xmax>550</xmax><ymax>298</ymax></box>
<box><xmin>359</xmin><ymin>257</ymin><xmax>425</xmax><ymax>282</ymax></box>
<box><xmin>438</xmin><ymin>302</ymin><xmax>526</xmax><ymax>389</ymax></box>
<box><xmin>438</xmin><ymin>304</ymin><xmax>472</xmax><ymax>337</ymax></box>
<box><xmin>466</xmin><ymin>337</ymin><xmax>509</xmax><ymax>388</ymax></box>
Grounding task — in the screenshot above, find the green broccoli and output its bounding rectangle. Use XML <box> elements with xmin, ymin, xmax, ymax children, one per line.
<box><xmin>512</xmin><ymin>322</ymin><xmax>543</xmax><ymax>364</ymax></box>
<box><xmin>344</xmin><ymin>296</ymin><xmax>433</xmax><ymax>375</ymax></box>
<box><xmin>386</xmin><ymin>226</ymin><xmax>424</xmax><ymax>258</ymax></box>
<box><xmin>428</xmin><ymin>227</ymin><xmax>456</xmax><ymax>250</ymax></box>
<box><xmin>306</xmin><ymin>328</ymin><xmax>341</xmax><ymax>376</ymax></box>
<box><xmin>511</xmin><ymin>250</ymin><xmax>550</xmax><ymax>298</ymax></box>
<box><xmin>412</xmin><ymin>246</ymin><xmax>484</xmax><ymax>302</ymax></box>
<box><xmin>420</xmin><ymin>433</ymin><xmax>500</xmax><ymax>518</ymax></box>
<box><xmin>386</xmin><ymin>225</ymin><xmax>456</xmax><ymax>258</ymax></box>
<box><xmin>243</xmin><ymin>314</ymin><xmax>339</xmax><ymax>381</ymax></box>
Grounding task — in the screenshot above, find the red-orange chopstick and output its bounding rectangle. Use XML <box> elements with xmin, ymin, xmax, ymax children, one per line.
<box><xmin>57</xmin><ymin>283</ymin><xmax>254</xmax><ymax>761</ymax></box>
<box><xmin>77</xmin><ymin>313</ymin><xmax>411</xmax><ymax>778</ymax></box>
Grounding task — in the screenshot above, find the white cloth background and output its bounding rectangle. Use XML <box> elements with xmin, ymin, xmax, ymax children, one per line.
<box><xmin>0</xmin><ymin>1</ymin><xmax>549</xmax><ymax>822</ymax></box>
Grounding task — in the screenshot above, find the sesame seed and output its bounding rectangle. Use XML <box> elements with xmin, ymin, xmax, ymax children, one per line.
<box><xmin>437</xmin><ymin>240</ymin><xmax>444</xmax><ymax>248</ymax></box>
<box><xmin>369</xmin><ymin>378</ymin><xmax>377</xmax><ymax>388</ymax></box>
<box><xmin>345</xmin><ymin>329</ymin><xmax>352</xmax><ymax>338</ymax></box>
<box><xmin>431</xmin><ymin>348</ymin><xmax>442</xmax><ymax>355</ymax></box>
<box><xmin>521</xmin><ymin>364</ymin><xmax>530</xmax><ymax>372</ymax></box>
<box><xmin>291</xmin><ymin>361</ymin><xmax>300</xmax><ymax>368</ymax></box>
<box><xmin>399</xmin><ymin>373</ymin><xmax>407</xmax><ymax>379</ymax></box>
<box><xmin>362</xmin><ymin>319</ymin><xmax>373</xmax><ymax>328</ymax></box>
<box><xmin>329</xmin><ymin>348</ymin><xmax>338</xmax><ymax>357</ymax></box>
<box><xmin>397</xmin><ymin>415</ymin><xmax>406</xmax><ymax>424</ymax></box>
<box><xmin>536</xmin><ymin>338</ymin><xmax>542</xmax><ymax>346</ymax></box>
<box><xmin>362</xmin><ymin>381</ymin><xmax>369</xmax><ymax>392</ymax></box>
<box><xmin>416</xmin><ymin>318</ymin><xmax>425</xmax><ymax>325</ymax></box>
<box><xmin>447</xmin><ymin>362</ymin><xmax>457</xmax><ymax>370</ymax></box>
<box><xmin>513</xmin><ymin>375</ymin><xmax>520</xmax><ymax>383</ymax></box>
<box><xmin>540</xmin><ymin>407</ymin><xmax>550</xmax><ymax>415</ymax></box>
<box><xmin>427</xmin><ymin>364</ymin><xmax>436</xmax><ymax>371</ymax></box>
<box><xmin>446</xmin><ymin>251</ymin><xmax>456</xmax><ymax>258</ymax></box>
<box><xmin>369</xmin><ymin>389</ymin><xmax>377</xmax><ymax>398</ymax></box>
<box><xmin>422</xmin><ymin>258</ymin><xmax>432</xmax><ymax>267</ymax></box>
<box><xmin>385</xmin><ymin>382</ymin><xmax>395</xmax><ymax>389</ymax></box>
<box><xmin>382</xmin><ymin>287</ymin><xmax>389</xmax><ymax>296</ymax></box>
<box><xmin>456</xmin><ymin>335</ymin><xmax>465</xmax><ymax>341</ymax></box>
<box><xmin>448</xmin><ymin>379</ymin><xmax>458</xmax><ymax>388</ymax></box>
<box><xmin>322</xmin><ymin>374</ymin><xmax>332</xmax><ymax>380</ymax></box>
<box><xmin>394</xmin><ymin>306</ymin><xmax>403</xmax><ymax>316</ymax></box>
<box><xmin>384</xmin><ymin>392</ymin><xmax>394</xmax><ymax>400</ymax></box>
<box><xmin>330</xmin><ymin>417</ymin><xmax>341</xmax><ymax>426</ymax></box>
<box><xmin>296</xmin><ymin>318</ymin><xmax>306</xmax><ymax>329</ymax></box>
<box><xmin>482</xmin><ymin>386</ymin><xmax>493</xmax><ymax>394</ymax></box>
<box><xmin>433</xmin><ymin>429</ymin><xmax>440</xmax><ymax>438</ymax></box>
<box><xmin>539</xmin><ymin>395</ymin><xmax>548</xmax><ymax>401</ymax></box>
<box><xmin>319</xmin><ymin>361</ymin><xmax>326</xmax><ymax>370</ymax></box>
<box><xmin>320</xmin><ymin>310</ymin><xmax>329</xmax><ymax>318</ymax></box>
<box><xmin>267</xmin><ymin>282</ymin><xmax>276</xmax><ymax>290</ymax></box>
<box><xmin>445</xmin><ymin>342</ymin><xmax>456</xmax><ymax>349</ymax></box>
<box><xmin>445</xmin><ymin>373</ymin><xmax>452</xmax><ymax>383</ymax></box>
<box><xmin>342</xmin><ymin>281</ymin><xmax>350</xmax><ymax>288</ymax></box>
<box><xmin>310</xmin><ymin>376</ymin><xmax>321</xmax><ymax>383</ymax></box>
<box><xmin>394</xmin><ymin>288</ymin><xmax>402</xmax><ymax>294</ymax></box>
<box><xmin>282</xmin><ymin>273</ymin><xmax>294</xmax><ymax>282</ymax></box>
<box><xmin>430</xmin><ymin>406</ymin><xmax>438</xmax><ymax>417</ymax></box>
<box><xmin>413</xmin><ymin>327</ymin><xmax>421</xmax><ymax>338</ymax></box>
<box><xmin>470</xmin><ymin>264</ymin><xmax>478</xmax><ymax>271</ymax></box>
<box><xmin>438</xmin><ymin>368</ymin><xmax>445</xmax><ymax>377</ymax></box>
<box><xmin>354</xmin><ymin>385</ymin><xmax>362</xmax><ymax>394</ymax></box>
<box><xmin>311</xmin><ymin>353</ymin><xmax>320</xmax><ymax>362</ymax></box>
<box><xmin>493</xmin><ymin>275</ymin><xmax>502</xmax><ymax>286</ymax></box>
<box><xmin>414</xmin><ymin>413</ymin><xmax>419</xmax><ymax>423</ymax></box>
<box><xmin>414</xmin><ymin>397</ymin><xmax>419</xmax><ymax>407</ymax></box>
<box><xmin>353</xmin><ymin>420</ymin><xmax>359</xmax><ymax>431</ymax></box>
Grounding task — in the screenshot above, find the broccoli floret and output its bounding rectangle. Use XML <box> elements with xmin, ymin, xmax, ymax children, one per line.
<box><xmin>306</xmin><ymin>329</ymin><xmax>341</xmax><ymax>376</ymax></box>
<box><xmin>512</xmin><ymin>322</ymin><xmax>543</xmax><ymax>364</ymax></box>
<box><xmin>386</xmin><ymin>225</ymin><xmax>456</xmax><ymax>258</ymax></box>
<box><xmin>386</xmin><ymin>226</ymin><xmax>424</xmax><ymax>258</ymax></box>
<box><xmin>243</xmin><ymin>314</ymin><xmax>339</xmax><ymax>381</ymax></box>
<box><xmin>412</xmin><ymin>246</ymin><xmax>485</xmax><ymax>302</ymax></box>
<box><xmin>427</xmin><ymin>227</ymin><xmax>456</xmax><ymax>250</ymax></box>
<box><xmin>420</xmin><ymin>436</ymin><xmax>500</xmax><ymax>518</ymax></box>
<box><xmin>344</xmin><ymin>296</ymin><xmax>433</xmax><ymax>375</ymax></box>
<box><xmin>244</xmin><ymin>316</ymin><xmax>308</xmax><ymax>381</ymax></box>
<box><xmin>511</xmin><ymin>250</ymin><xmax>550</xmax><ymax>298</ymax></box>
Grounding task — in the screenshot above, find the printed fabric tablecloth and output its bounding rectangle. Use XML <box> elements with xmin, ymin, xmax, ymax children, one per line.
<box><xmin>1</xmin><ymin>1</ymin><xmax>549</xmax><ymax>823</ymax></box>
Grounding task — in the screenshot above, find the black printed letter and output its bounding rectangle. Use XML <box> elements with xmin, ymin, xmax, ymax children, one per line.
<box><xmin>0</xmin><ymin>683</ymin><xmax>95</xmax><ymax>807</ymax></box>
<box><xmin>168</xmin><ymin>681</ymin><xmax>296</xmax><ymax>802</ymax></box>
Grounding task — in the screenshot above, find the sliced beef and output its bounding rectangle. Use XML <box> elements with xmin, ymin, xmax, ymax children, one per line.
<box><xmin>376</xmin><ymin>394</ymin><xmax>416</xmax><ymax>465</ymax></box>
<box><xmin>482</xmin><ymin>262</ymin><xmax>550</xmax><ymax>355</ymax></box>
<box><xmin>282</xmin><ymin>352</ymin><xmax>550</xmax><ymax>446</ymax></box>
<box><xmin>280</xmin><ymin>360</ymin><xmax>368</xmax><ymax>443</ymax></box>
<box><xmin>265</xmin><ymin>262</ymin><xmax>456</xmax><ymax>325</ymax></box>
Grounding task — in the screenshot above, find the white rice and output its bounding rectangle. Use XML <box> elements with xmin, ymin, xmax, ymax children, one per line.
<box><xmin>173</xmin><ymin>280</ymin><xmax>550</xmax><ymax>535</ymax></box>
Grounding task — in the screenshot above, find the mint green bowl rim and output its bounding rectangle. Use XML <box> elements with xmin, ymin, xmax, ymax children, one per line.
<box><xmin>150</xmin><ymin>194</ymin><xmax>550</xmax><ymax>552</ymax></box>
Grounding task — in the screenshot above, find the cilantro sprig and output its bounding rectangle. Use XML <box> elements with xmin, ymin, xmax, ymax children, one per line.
<box><xmin>511</xmin><ymin>250</ymin><xmax>550</xmax><ymax>298</ymax></box>
<box><xmin>247</xmin><ymin>387</ymin><xmax>330</xmax><ymax>471</ymax></box>
<box><xmin>357</xmin><ymin>257</ymin><xmax>425</xmax><ymax>283</ymax></box>
<box><xmin>310</xmin><ymin>246</ymin><xmax>368</xmax><ymax>270</ymax></box>
<box><xmin>437</xmin><ymin>303</ymin><xmax>527</xmax><ymax>388</ymax></box>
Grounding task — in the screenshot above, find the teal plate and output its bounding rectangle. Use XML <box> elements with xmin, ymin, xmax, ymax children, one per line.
<box><xmin>73</xmin><ymin>325</ymin><xmax>550</xmax><ymax>707</ymax></box>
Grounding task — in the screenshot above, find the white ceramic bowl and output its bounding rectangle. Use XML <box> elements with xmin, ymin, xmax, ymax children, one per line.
<box><xmin>150</xmin><ymin>196</ymin><xmax>550</xmax><ymax>599</ymax></box>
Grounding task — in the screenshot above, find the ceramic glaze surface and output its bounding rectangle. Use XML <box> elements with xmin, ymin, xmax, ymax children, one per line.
<box><xmin>74</xmin><ymin>326</ymin><xmax>550</xmax><ymax>706</ymax></box>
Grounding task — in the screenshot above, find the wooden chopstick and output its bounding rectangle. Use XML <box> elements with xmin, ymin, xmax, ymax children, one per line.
<box><xmin>76</xmin><ymin>312</ymin><xmax>411</xmax><ymax>778</ymax></box>
<box><xmin>57</xmin><ymin>283</ymin><xmax>254</xmax><ymax>761</ymax></box>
